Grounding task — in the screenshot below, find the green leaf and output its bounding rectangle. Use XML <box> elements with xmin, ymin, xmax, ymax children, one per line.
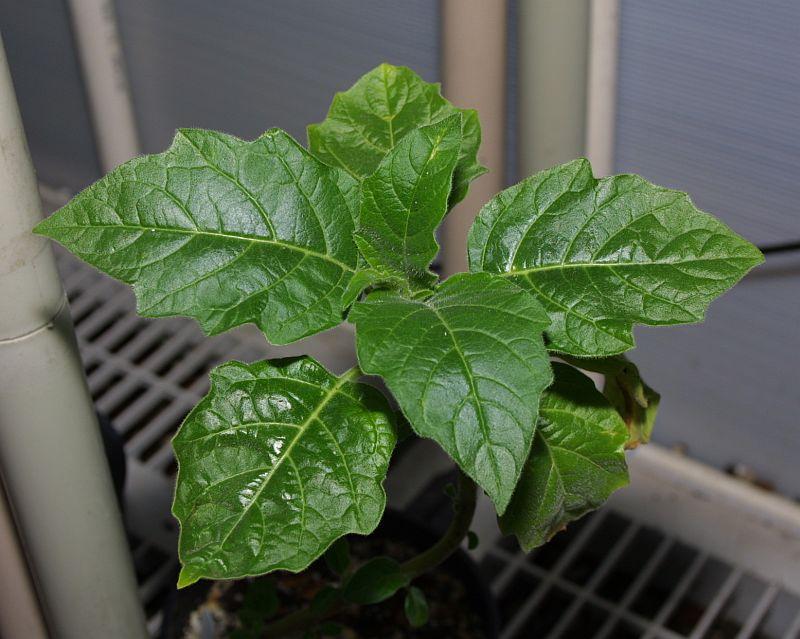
<box><xmin>404</xmin><ymin>586</ymin><xmax>430</xmax><ymax>628</ymax></box>
<box><xmin>34</xmin><ymin>128</ymin><xmax>358</xmax><ymax>345</ymax></box>
<box><xmin>324</xmin><ymin>537</ymin><xmax>351</xmax><ymax>576</ymax></box>
<box><xmin>602</xmin><ymin>358</ymin><xmax>660</xmax><ymax>448</ymax></box>
<box><xmin>561</xmin><ymin>355</ymin><xmax>660</xmax><ymax>448</ymax></box>
<box><xmin>342</xmin><ymin>557</ymin><xmax>410</xmax><ymax>604</ymax></box>
<box><xmin>355</xmin><ymin>115</ymin><xmax>462</xmax><ymax>284</ymax></box>
<box><xmin>500</xmin><ymin>363</ymin><xmax>629</xmax><ymax>550</ymax></box>
<box><xmin>307</xmin><ymin>63</ymin><xmax>486</xmax><ymax>206</ymax></box>
<box><xmin>171</xmin><ymin>357</ymin><xmax>396</xmax><ymax>585</ymax></box>
<box><xmin>350</xmin><ymin>272</ymin><xmax>553</xmax><ymax>514</ymax></box>
<box><xmin>468</xmin><ymin>158</ymin><xmax>764</xmax><ymax>357</ymax></box>
<box><xmin>340</xmin><ymin>266</ymin><xmax>409</xmax><ymax>310</ymax></box>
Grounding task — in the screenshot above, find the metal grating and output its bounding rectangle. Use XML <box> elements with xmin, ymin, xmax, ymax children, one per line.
<box><xmin>482</xmin><ymin>509</ymin><xmax>800</xmax><ymax>639</ymax></box>
<box><xmin>55</xmin><ymin>246</ymin><xmax>800</xmax><ymax>638</ymax></box>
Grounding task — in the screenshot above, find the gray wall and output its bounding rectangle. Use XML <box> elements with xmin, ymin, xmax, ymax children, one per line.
<box><xmin>615</xmin><ymin>0</ymin><xmax>800</xmax><ymax>495</ymax></box>
<box><xmin>114</xmin><ymin>0</ymin><xmax>440</xmax><ymax>153</ymax></box>
<box><xmin>0</xmin><ymin>0</ymin><xmax>100</xmax><ymax>190</ymax></box>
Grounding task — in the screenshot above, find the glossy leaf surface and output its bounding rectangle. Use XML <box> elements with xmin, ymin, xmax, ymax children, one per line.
<box><xmin>172</xmin><ymin>358</ymin><xmax>395</xmax><ymax>586</ymax></box>
<box><xmin>500</xmin><ymin>363</ymin><xmax>629</xmax><ymax>550</ymax></box>
<box><xmin>350</xmin><ymin>272</ymin><xmax>553</xmax><ymax>513</ymax></box>
<box><xmin>468</xmin><ymin>159</ymin><xmax>764</xmax><ymax>356</ymax></box>
<box><xmin>34</xmin><ymin>129</ymin><xmax>358</xmax><ymax>344</ymax></box>
<box><xmin>307</xmin><ymin>63</ymin><xmax>485</xmax><ymax>206</ymax></box>
<box><xmin>356</xmin><ymin>115</ymin><xmax>462</xmax><ymax>284</ymax></box>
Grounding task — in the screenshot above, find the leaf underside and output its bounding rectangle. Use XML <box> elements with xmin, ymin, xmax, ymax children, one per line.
<box><xmin>307</xmin><ymin>63</ymin><xmax>486</xmax><ymax>207</ymax></box>
<box><xmin>34</xmin><ymin>128</ymin><xmax>358</xmax><ymax>345</ymax></box>
<box><xmin>350</xmin><ymin>272</ymin><xmax>553</xmax><ymax>514</ymax></box>
<box><xmin>500</xmin><ymin>363</ymin><xmax>629</xmax><ymax>550</ymax></box>
<box><xmin>172</xmin><ymin>357</ymin><xmax>395</xmax><ymax>586</ymax></box>
<box><xmin>468</xmin><ymin>158</ymin><xmax>764</xmax><ymax>357</ymax></box>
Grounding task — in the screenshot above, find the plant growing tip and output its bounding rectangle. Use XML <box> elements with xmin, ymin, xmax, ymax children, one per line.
<box><xmin>35</xmin><ymin>62</ymin><xmax>761</xmax><ymax>635</ymax></box>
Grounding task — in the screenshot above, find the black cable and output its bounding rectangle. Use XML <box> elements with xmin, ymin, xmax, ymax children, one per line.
<box><xmin>756</xmin><ymin>240</ymin><xmax>800</xmax><ymax>255</ymax></box>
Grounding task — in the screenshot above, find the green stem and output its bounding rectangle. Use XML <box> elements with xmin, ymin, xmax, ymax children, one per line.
<box><xmin>262</xmin><ymin>471</ymin><xmax>478</xmax><ymax>638</ymax></box>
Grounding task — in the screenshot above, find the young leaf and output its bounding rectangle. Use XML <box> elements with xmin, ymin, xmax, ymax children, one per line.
<box><xmin>404</xmin><ymin>586</ymin><xmax>430</xmax><ymax>628</ymax></box>
<box><xmin>324</xmin><ymin>537</ymin><xmax>351</xmax><ymax>576</ymax></box>
<box><xmin>307</xmin><ymin>63</ymin><xmax>486</xmax><ymax>206</ymax></box>
<box><xmin>468</xmin><ymin>159</ymin><xmax>764</xmax><ymax>357</ymax></box>
<box><xmin>172</xmin><ymin>357</ymin><xmax>396</xmax><ymax>586</ymax></box>
<box><xmin>350</xmin><ymin>272</ymin><xmax>553</xmax><ymax>514</ymax></box>
<box><xmin>342</xmin><ymin>557</ymin><xmax>410</xmax><ymax>604</ymax></box>
<box><xmin>355</xmin><ymin>115</ymin><xmax>462</xmax><ymax>284</ymax></box>
<box><xmin>500</xmin><ymin>363</ymin><xmax>629</xmax><ymax>550</ymax></box>
<box><xmin>34</xmin><ymin>128</ymin><xmax>358</xmax><ymax>345</ymax></box>
<box><xmin>560</xmin><ymin>354</ymin><xmax>660</xmax><ymax>447</ymax></box>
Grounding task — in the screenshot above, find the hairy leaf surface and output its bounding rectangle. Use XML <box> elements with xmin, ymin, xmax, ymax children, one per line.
<box><xmin>468</xmin><ymin>159</ymin><xmax>764</xmax><ymax>356</ymax></box>
<box><xmin>356</xmin><ymin>115</ymin><xmax>462</xmax><ymax>283</ymax></box>
<box><xmin>350</xmin><ymin>272</ymin><xmax>553</xmax><ymax>513</ymax></box>
<box><xmin>172</xmin><ymin>357</ymin><xmax>396</xmax><ymax>586</ymax></box>
<box><xmin>34</xmin><ymin>128</ymin><xmax>358</xmax><ymax>344</ymax></box>
<box><xmin>307</xmin><ymin>63</ymin><xmax>485</xmax><ymax>206</ymax></box>
<box><xmin>500</xmin><ymin>363</ymin><xmax>629</xmax><ymax>550</ymax></box>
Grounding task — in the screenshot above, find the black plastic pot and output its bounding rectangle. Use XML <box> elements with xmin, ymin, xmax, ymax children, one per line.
<box><xmin>161</xmin><ymin>509</ymin><xmax>499</xmax><ymax>638</ymax></box>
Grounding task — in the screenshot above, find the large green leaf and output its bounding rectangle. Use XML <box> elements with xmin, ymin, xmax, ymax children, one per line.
<box><xmin>350</xmin><ymin>272</ymin><xmax>553</xmax><ymax>513</ymax></box>
<box><xmin>468</xmin><ymin>159</ymin><xmax>764</xmax><ymax>356</ymax></box>
<box><xmin>356</xmin><ymin>115</ymin><xmax>462</xmax><ymax>284</ymax></box>
<box><xmin>500</xmin><ymin>363</ymin><xmax>629</xmax><ymax>550</ymax></box>
<box><xmin>307</xmin><ymin>63</ymin><xmax>486</xmax><ymax>206</ymax></box>
<box><xmin>172</xmin><ymin>357</ymin><xmax>396</xmax><ymax>586</ymax></box>
<box><xmin>34</xmin><ymin>128</ymin><xmax>358</xmax><ymax>345</ymax></box>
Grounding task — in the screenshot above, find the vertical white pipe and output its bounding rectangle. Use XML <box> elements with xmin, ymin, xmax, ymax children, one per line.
<box><xmin>518</xmin><ymin>0</ymin><xmax>590</xmax><ymax>175</ymax></box>
<box><xmin>586</xmin><ymin>0</ymin><xmax>620</xmax><ymax>176</ymax></box>
<box><xmin>440</xmin><ymin>0</ymin><xmax>507</xmax><ymax>275</ymax></box>
<box><xmin>0</xmin><ymin>488</ymin><xmax>48</xmax><ymax>639</ymax></box>
<box><xmin>67</xmin><ymin>0</ymin><xmax>140</xmax><ymax>171</ymax></box>
<box><xmin>0</xmin><ymin>36</ymin><xmax>148</xmax><ymax>638</ymax></box>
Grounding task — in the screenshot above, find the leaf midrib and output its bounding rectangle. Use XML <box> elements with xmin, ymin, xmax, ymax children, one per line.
<box><xmin>427</xmin><ymin>304</ymin><xmax>503</xmax><ymax>496</ymax></box>
<box><xmin>213</xmin><ymin>369</ymin><xmax>359</xmax><ymax>552</ymax></box>
<box><xmin>500</xmin><ymin>254</ymin><xmax>758</xmax><ymax>277</ymax></box>
<box><xmin>50</xmin><ymin>221</ymin><xmax>355</xmax><ymax>273</ymax></box>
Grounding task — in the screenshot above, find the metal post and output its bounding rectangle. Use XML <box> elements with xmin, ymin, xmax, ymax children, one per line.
<box><xmin>0</xmin><ymin>35</ymin><xmax>148</xmax><ymax>639</ymax></box>
<box><xmin>586</xmin><ymin>0</ymin><xmax>620</xmax><ymax>176</ymax></box>
<box><xmin>440</xmin><ymin>0</ymin><xmax>507</xmax><ymax>275</ymax></box>
<box><xmin>66</xmin><ymin>0</ymin><xmax>140</xmax><ymax>171</ymax></box>
<box><xmin>0</xmin><ymin>486</ymin><xmax>48</xmax><ymax>639</ymax></box>
<box><xmin>518</xmin><ymin>0</ymin><xmax>591</xmax><ymax>174</ymax></box>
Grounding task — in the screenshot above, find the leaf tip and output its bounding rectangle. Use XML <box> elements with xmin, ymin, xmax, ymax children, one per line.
<box><xmin>177</xmin><ymin>566</ymin><xmax>201</xmax><ymax>589</ymax></box>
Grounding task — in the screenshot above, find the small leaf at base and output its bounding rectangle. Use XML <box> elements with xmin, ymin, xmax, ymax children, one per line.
<box><xmin>404</xmin><ymin>586</ymin><xmax>430</xmax><ymax>628</ymax></box>
<box><xmin>342</xmin><ymin>557</ymin><xmax>410</xmax><ymax>605</ymax></box>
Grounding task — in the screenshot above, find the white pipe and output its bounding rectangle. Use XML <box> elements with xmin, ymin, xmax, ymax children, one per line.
<box><xmin>66</xmin><ymin>0</ymin><xmax>140</xmax><ymax>171</ymax></box>
<box><xmin>0</xmin><ymin>35</ymin><xmax>148</xmax><ymax>638</ymax></box>
<box><xmin>518</xmin><ymin>0</ymin><xmax>591</xmax><ymax>175</ymax></box>
<box><xmin>586</xmin><ymin>0</ymin><xmax>620</xmax><ymax>176</ymax></box>
<box><xmin>440</xmin><ymin>0</ymin><xmax>507</xmax><ymax>275</ymax></box>
<box><xmin>0</xmin><ymin>487</ymin><xmax>48</xmax><ymax>639</ymax></box>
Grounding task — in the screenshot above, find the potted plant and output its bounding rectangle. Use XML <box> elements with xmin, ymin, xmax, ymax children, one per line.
<box><xmin>34</xmin><ymin>64</ymin><xmax>762</xmax><ymax>637</ymax></box>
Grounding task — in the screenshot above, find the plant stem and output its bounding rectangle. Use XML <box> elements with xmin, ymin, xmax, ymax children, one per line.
<box><xmin>262</xmin><ymin>470</ymin><xmax>478</xmax><ymax>638</ymax></box>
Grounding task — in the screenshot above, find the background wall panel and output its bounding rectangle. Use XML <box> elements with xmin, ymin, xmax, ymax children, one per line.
<box><xmin>614</xmin><ymin>0</ymin><xmax>800</xmax><ymax>495</ymax></box>
<box><xmin>113</xmin><ymin>0</ymin><xmax>440</xmax><ymax>152</ymax></box>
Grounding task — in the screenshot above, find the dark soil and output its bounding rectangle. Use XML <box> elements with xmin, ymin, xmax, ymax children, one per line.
<box><xmin>165</xmin><ymin>515</ymin><xmax>495</xmax><ymax>639</ymax></box>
